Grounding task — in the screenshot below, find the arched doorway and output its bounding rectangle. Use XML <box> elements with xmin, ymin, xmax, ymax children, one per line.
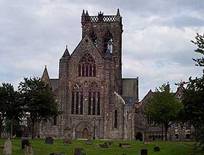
<box><xmin>135</xmin><ymin>132</ymin><xmax>143</xmax><ymax>141</ymax></box>
<box><xmin>82</xmin><ymin>128</ymin><xmax>89</xmax><ymax>139</ymax></box>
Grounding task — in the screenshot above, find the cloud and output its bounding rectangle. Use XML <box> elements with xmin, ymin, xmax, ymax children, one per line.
<box><xmin>0</xmin><ymin>0</ymin><xmax>204</xmax><ymax>99</ymax></box>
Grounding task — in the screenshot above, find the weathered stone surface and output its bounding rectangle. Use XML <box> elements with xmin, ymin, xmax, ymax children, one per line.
<box><xmin>3</xmin><ymin>138</ymin><xmax>12</xmax><ymax>155</ymax></box>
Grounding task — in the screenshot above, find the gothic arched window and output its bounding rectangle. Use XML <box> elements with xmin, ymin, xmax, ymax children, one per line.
<box><xmin>90</xmin><ymin>32</ymin><xmax>97</xmax><ymax>47</ymax></box>
<box><xmin>78</xmin><ymin>53</ymin><xmax>96</xmax><ymax>77</ymax></box>
<box><xmin>104</xmin><ymin>31</ymin><xmax>113</xmax><ymax>53</ymax></box>
<box><xmin>71</xmin><ymin>83</ymin><xmax>83</xmax><ymax>115</ymax></box>
<box><xmin>114</xmin><ymin>110</ymin><xmax>118</xmax><ymax>128</ymax></box>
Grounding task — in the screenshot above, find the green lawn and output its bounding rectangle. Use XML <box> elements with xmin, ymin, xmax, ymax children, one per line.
<box><xmin>0</xmin><ymin>138</ymin><xmax>203</xmax><ymax>155</ymax></box>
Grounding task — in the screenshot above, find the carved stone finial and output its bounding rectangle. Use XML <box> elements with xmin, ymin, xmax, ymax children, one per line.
<box><xmin>85</xmin><ymin>10</ymin><xmax>89</xmax><ymax>16</ymax></box>
<box><xmin>116</xmin><ymin>8</ymin><xmax>120</xmax><ymax>16</ymax></box>
<box><xmin>98</xmin><ymin>11</ymin><xmax>104</xmax><ymax>22</ymax></box>
<box><xmin>82</xmin><ymin>9</ymin><xmax>85</xmax><ymax>16</ymax></box>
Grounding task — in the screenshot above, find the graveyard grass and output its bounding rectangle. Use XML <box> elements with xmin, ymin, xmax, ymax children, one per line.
<box><xmin>0</xmin><ymin>139</ymin><xmax>203</xmax><ymax>155</ymax></box>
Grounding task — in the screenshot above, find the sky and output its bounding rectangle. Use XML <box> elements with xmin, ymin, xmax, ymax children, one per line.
<box><xmin>0</xmin><ymin>0</ymin><xmax>204</xmax><ymax>100</ymax></box>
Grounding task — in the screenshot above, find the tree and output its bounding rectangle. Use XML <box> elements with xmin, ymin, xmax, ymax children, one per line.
<box><xmin>145</xmin><ymin>84</ymin><xmax>183</xmax><ymax>140</ymax></box>
<box><xmin>192</xmin><ymin>33</ymin><xmax>204</xmax><ymax>67</ymax></box>
<box><xmin>182</xmin><ymin>33</ymin><xmax>204</xmax><ymax>149</ymax></box>
<box><xmin>18</xmin><ymin>77</ymin><xmax>58</xmax><ymax>138</ymax></box>
<box><xmin>0</xmin><ymin>83</ymin><xmax>23</xmax><ymax>138</ymax></box>
<box><xmin>0</xmin><ymin>84</ymin><xmax>7</xmax><ymax>137</ymax></box>
<box><xmin>183</xmin><ymin>76</ymin><xmax>204</xmax><ymax>144</ymax></box>
<box><xmin>3</xmin><ymin>84</ymin><xmax>23</xmax><ymax>137</ymax></box>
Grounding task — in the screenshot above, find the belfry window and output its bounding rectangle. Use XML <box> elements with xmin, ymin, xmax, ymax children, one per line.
<box><xmin>104</xmin><ymin>31</ymin><xmax>113</xmax><ymax>53</ymax></box>
<box><xmin>107</xmin><ymin>38</ymin><xmax>113</xmax><ymax>53</ymax></box>
<box><xmin>78</xmin><ymin>53</ymin><xmax>96</xmax><ymax>77</ymax></box>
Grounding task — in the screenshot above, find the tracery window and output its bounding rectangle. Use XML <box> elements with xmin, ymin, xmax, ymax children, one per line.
<box><xmin>78</xmin><ymin>53</ymin><xmax>96</xmax><ymax>77</ymax></box>
<box><xmin>71</xmin><ymin>82</ymin><xmax>100</xmax><ymax>116</ymax></box>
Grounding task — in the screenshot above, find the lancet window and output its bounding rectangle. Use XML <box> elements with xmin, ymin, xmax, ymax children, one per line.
<box><xmin>114</xmin><ymin>110</ymin><xmax>118</xmax><ymax>128</ymax></box>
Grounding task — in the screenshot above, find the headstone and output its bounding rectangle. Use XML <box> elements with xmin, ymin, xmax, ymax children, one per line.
<box><xmin>45</xmin><ymin>137</ymin><xmax>54</xmax><ymax>144</ymax></box>
<box><xmin>50</xmin><ymin>153</ymin><xmax>65</xmax><ymax>155</ymax></box>
<box><xmin>107</xmin><ymin>141</ymin><xmax>113</xmax><ymax>146</ymax></box>
<box><xmin>153</xmin><ymin>146</ymin><xmax>160</xmax><ymax>152</ymax></box>
<box><xmin>21</xmin><ymin>137</ymin><xmax>29</xmax><ymax>149</ymax></box>
<box><xmin>3</xmin><ymin>138</ymin><xmax>12</xmax><ymax>155</ymax></box>
<box><xmin>24</xmin><ymin>144</ymin><xmax>33</xmax><ymax>155</ymax></box>
<box><xmin>119</xmin><ymin>143</ymin><xmax>131</xmax><ymax>148</ymax></box>
<box><xmin>85</xmin><ymin>139</ymin><xmax>92</xmax><ymax>145</ymax></box>
<box><xmin>74</xmin><ymin>148</ymin><xmax>86</xmax><ymax>155</ymax></box>
<box><xmin>99</xmin><ymin>142</ymin><xmax>109</xmax><ymax>148</ymax></box>
<box><xmin>63</xmin><ymin>138</ymin><xmax>72</xmax><ymax>144</ymax></box>
<box><xmin>141</xmin><ymin>149</ymin><xmax>148</xmax><ymax>155</ymax></box>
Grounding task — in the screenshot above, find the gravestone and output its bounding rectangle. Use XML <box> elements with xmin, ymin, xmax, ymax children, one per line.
<box><xmin>119</xmin><ymin>143</ymin><xmax>131</xmax><ymax>148</ymax></box>
<box><xmin>107</xmin><ymin>141</ymin><xmax>113</xmax><ymax>146</ymax></box>
<box><xmin>45</xmin><ymin>137</ymin><xmax>54</xmax><ymax>144</ymax></box>
<box><xmin>3</xmin><ymin>138</ymin><xmax>12</xmax><ymax>155</ymax></box>
<box><xmin>154</xmin><ymin>146</ymin><xmax>160</xmax><ymax>152</ymax></box>
<box><xmin>24</xmin><ymin>144</ymin><xmax>33</xmax><ymax>155</ymax></box>
<box><xmin>63</xmin><ymin>138</ymin><xmax>72</xmax><ymax>144</ymax></box>
<box><xmin>74</xmin><ymin>148</ymin><xmax>86</xmax><ymax>155</ymax></box>
<box><xmin>85</xmin><ymin>139</ymin><xmax>92</xmax><ymax>145</ymax></box>
<box><xmin>141</xmin><ymin>149</ymin><xmax>148</xmax><ymax>155</ymax></box>
<box><xmin>99</xmin><ymin>142</ymin><xmax>109</xmax><ymax>148</ymax></box>
<box><xmin>21</xmin><ymin>137</ymin><xmax>29</xmax><ymax>149</ymax></box>
<box><xmin>50</xmin><ymin>153</ymin><xmax>65</xmax><ymax>155</ymax></box>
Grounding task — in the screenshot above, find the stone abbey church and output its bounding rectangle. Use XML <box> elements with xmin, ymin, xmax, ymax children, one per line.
<box><xmin>40</xmin><ymin>10</ymin><xmax>189</xmax><ymax>141</ymax></box>
<box><xmin>40</xmin><ymin>10</ymin><xmax>138</xmax><ymax>140</ymax></box>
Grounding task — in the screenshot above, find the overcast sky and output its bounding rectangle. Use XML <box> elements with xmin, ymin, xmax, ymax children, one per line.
<box><xmin>0</xmin><ymin>0</ymin><xmax>204</xmax><ymax>100</ymax></box>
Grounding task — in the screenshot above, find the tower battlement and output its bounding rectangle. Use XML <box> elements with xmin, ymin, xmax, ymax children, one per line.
<box><xmin>81</xmin><ymin>9</ymin><xmax>122</xmax><ymax>25</ymax></box>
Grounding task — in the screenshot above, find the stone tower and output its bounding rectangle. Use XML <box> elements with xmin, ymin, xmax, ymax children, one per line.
<box><xmin>81</xmin><ymin>9</ymin><xmax>123</xmax><ymax>95</ymax></box>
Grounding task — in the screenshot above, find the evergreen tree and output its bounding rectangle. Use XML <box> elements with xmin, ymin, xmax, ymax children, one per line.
<box><xmin>18</xmin><ymin>77</ymin><xmax>58</xmax><ymax>138</ymax></box>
